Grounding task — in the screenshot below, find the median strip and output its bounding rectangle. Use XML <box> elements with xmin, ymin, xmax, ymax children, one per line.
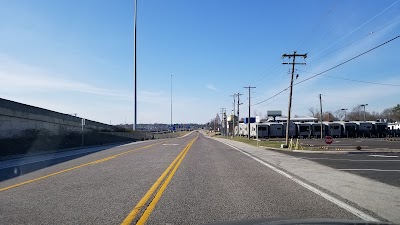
<box><xmin>0</xmin><ymin>141</ymin><xmax>164</xmax><ymax>192</ymax></box>
<box><xmin>121</xmin><ymin>136</ymin><xmax>197</xmax><ymax>225</ymax></box>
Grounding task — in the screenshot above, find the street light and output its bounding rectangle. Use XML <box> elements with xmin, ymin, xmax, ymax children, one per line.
<box><xmin>170</xmin><ymin>74</ymin><xmax>173</xmax><ymax>132</ymax></box>
<box><xmin>341</xmin><ymin>108</ymin><xmax>348</xmax><ymax>121</ymax></box>
<box><xmin>360</xmin><ymin>104</ymin><xmax>368</xmax><ymax>121</ymax></box>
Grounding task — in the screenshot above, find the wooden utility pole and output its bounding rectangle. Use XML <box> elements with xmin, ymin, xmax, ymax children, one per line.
<box><xmin>237</xmin><ymin>93</ymin><xmax>243</xmax><ymax>137</ymax></box>
<box><xmin>244</xmin><ymin>86</ymin><xmax>256</xmax><ymax>139</ymax></box>
<box><xmin>220</xmin><ymin>108</ymin><xmax>225</xmax><ymax>135</ymax></box>
<box><xmin>319</xmin><ymin>94</ymin><xmax>323</xmax><ymax>139</ymax></box>
<box><xmin>237</xmin><ymin>93</ymin><xmax>243</xmax><ymax>122</ymax></box>
<box><xmin>282</xmin><ymin>51</ymin><xmax>307</xmax><ymax>147</ymax></box>
<box><xmin>230</xmin><ymin>94</ymin><xmax>237</xmax><ymax>137</ymax></box>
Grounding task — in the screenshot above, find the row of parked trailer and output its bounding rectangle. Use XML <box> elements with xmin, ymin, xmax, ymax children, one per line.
<box><xmin>237</xmin><ymin>121</ymin><xmax>399</xmax><ymax>138</ymax></box>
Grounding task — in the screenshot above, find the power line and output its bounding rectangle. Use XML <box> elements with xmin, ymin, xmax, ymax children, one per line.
<box><xmin>251</xmin><ymin>34</ymin><xmax>400</xmax><ymax>107</ymax></box>
<box><xmin>321</xmin><ymin>75</ymin><xmax>400</xmax><ymax>86</ymax></box>
<box><xmin>309</xmin><ymin>17</ymin><xmax>400</xmax><ymax>64</ymax></box>
<box><xmin>295</xmin><ymin>35</ymin><xmax>400</xmax><ymax>86</ymax></box>
<box><xmin>308</xmin><ymin>0</ymin><xmax>399</xmax><ymax>61</ymax></box>
<box><xmin>252</xmin><ymin>88</ymin><xmax>288</xmax><ymax>106</ymax></box>
<box><xmin>296</xmin><ymin>0</ymin><xmax>339</xmax><ymax>50</ymax></box>
<box><xmin>296</xmin><ymin>68</ymin><xmax>400</xmax><ymax>86</ymax></box>
<box><xmin>305</xmin><ymin>0</ymin><xmax>361</xmax><ymax>56</ymax></box>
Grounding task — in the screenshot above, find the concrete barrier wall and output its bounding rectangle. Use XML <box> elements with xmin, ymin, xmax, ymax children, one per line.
<box><xmin>0</xmin><ymin>98</ymin><xmax>114</xmax><ymax>139</ymax></box>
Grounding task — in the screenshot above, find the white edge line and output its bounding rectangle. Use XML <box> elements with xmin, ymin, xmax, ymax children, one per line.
<box><xmin>301</xmin><ymin>157</ymin><xmax>400</xmax><ymax>162</ymax></box>
<box><xmin>369</xmin><ymin>155</ymin><xmax>399</xmax><ymax>158</ymax></box>
<box><xmin>216</xmin><ymin>139</ymin><xmax>380</xmax><ymax>222</ymax></box>
<box><xmin>339</xmin><ymin>169</ymin><xmax>400</xmax><ymax>172</ymax></box>
<box><xmin>178</xmin><ymin>131</ymin><xmax>194</xmax><ymax>138</ymax></box>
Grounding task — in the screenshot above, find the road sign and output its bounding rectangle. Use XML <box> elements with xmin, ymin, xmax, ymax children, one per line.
<box><xmin>325</xmin><ymin>136</ymin><xmax>333</xmax><ymax>145</ymax></box>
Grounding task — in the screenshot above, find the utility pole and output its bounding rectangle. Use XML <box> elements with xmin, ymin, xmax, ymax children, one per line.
<box><xmin>282</xmin><ymin>51</ymin><xmax>307</xmax><ymax>146</ymax></box>
<box><xmin>319</xmin><ymin>94</ymin><xmax>323</xmax><ymax>139</ymax></box>
<box><xmin>244</xmin><ymin>86</ymin><xmax>256</xmax><ymax>139</ymax></box>
<box><xmin>230</xmin><ymin>94</ymin><xmax>238</xmax><ymax>137</ymax></box>
<box><xmin>220</xmin><ymin>108</ymin><xmax>226</xmax><ymax>135</ymax></box>
<box><xmin>237</xmin><ymin>92</ymin><xmax>243</xmax><ymax>135</ymax></box>
<box><xmin>237</xmin><ymin>93</ymin><xmax>243</xmax><ymax>126</ymax></box>
<box><xmin>133</xmin><ymin>0</ymin><xmax>138</xmax><ymax>130</ymax></box>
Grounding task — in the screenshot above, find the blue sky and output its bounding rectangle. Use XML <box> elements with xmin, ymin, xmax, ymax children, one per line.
<box><xmin>0</xmin><ymin>0</ymin><xmax>399</xmax><ymax>124</ymax></box>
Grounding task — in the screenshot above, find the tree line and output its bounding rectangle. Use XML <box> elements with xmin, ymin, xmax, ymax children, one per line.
<box><xmin>308</xmin><ymin>104</ymin><xmax>400</xmax><ymax>122</ymax></box>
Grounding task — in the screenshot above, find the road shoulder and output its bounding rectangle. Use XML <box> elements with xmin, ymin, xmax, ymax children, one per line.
<box><xmin>211</xmin><ymin>137</ymin><xmax>400</xmax><ymax>223</ymax></box>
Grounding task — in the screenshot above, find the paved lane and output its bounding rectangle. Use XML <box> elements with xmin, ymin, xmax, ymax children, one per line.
<box><xmin>147</xmin><ymin>134</ymin><xmax>358</xmax><ymax>224</ymax></box>
<box><xmin>0</xmin><ymin>133</ymin><xmax>370</xmax><ymax>224</ymax></box>
<box><xmin>0</xmin><ymin>136</ymin><xmax>193</xmax><ymax>224</ymax></box>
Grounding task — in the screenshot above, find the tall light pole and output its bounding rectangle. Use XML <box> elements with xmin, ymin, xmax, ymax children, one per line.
<box><xmin>341</xmin><ymin>108</ymin><xmax>348</xmax><ymax>121</ymax></box>
<box><xmin>244</xmin><ymin>86</ymin><xmax>256</xmax><ymax>139</ymax></box>
<box><xmin>361</xmin><ymin>104</ymin><xmax>368</xmax><ymax>121</ymax></box>
<box><xmin>170</xmin><ymin>74</ymin><xmax>173</xmax><ymax>131</ymax></box>
<box><xmin>133</xmin><ymin>0</ymin><xmax>138</xmax><ymax>130</ymax></box>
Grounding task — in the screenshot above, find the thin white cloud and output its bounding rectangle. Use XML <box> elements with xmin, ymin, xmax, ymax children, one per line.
<box><xmin>206</xmin><ymin>84</ymin><xmax>217</xmax><ymax>91</ymax></box>
<box><xmin>0</xmin><ymin>55</ymin><xmax>131</xmax><ymax>99</ymax></box>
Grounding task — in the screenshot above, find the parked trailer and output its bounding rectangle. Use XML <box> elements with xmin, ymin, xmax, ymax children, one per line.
<box><xmin>309</xmin><ymin>122</ymin><xmax>327</xmax><ymax>138</ymax></box>
<box><xmin>355</xmin><ymin>121</ymin><xmax>373</xmax><ymax>137</ymax></box>
<box><xmin>294</xmin><ymin>122</ymin><xmax>312</xmax><ymax>138</ymax></box>
<box><xmin>239</xmin><ymin>123</ymin><xmax>247</xmax><ymax>137</ymax></box>
<box><xmin>250</xmin><ymin>123</ymin><xmax>269</xmax><ymax>138</ymax></box>
<box><xmin>268</xmin><ymin>122</ymin><xmax>284</xmax><ymax>138</ymax></box>
<box><xmin>370</xmin><ymin>121</ymin><xmax>388</xmax><ymax>138</ymax></box>
<box><xmin>281</xmin><ymin>122</ymin><xmax>297</xmax><ymax>138</ymax></box>
<box><xmin>339</xmin><ymin>122</ymin><xmax>357</xmax><ymax>138</ymax></box>
<box><xmin>388</xmin><ymin>122</ymin><xmax>400</xmax><ymax>137</ymax></box>
<box><xmin>324</xmin><ymin>122</ymin><xmax>341</xmax><ymax>138</ymax></box>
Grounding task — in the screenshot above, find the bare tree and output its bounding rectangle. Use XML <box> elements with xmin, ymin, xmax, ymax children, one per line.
<box><xmin>347</xmin><ymin>105</ymin><xmax>363</xmax><ymax>121</ymax></box>
<box><xmin>323</xmin><ymin>111</ymin><xmax>338</xmax><ymax>121</ymax></box>
<box><xmin>308</xmin><ymin>107</ymin><xmax>319</xmax><ymax>118</ymax></box>
<box><xmin>334</xmin><ymin>109</ymin><xmax>345</xmax><ymax>121</ymax></box>
<box><xmin>393</xmin><ymin>104</ymin><xmax>400</xmax><ymax>121</ymax></box>
<box><xmin>367</xmin><ymin>111</ymin><xmax>380</xmax><ymax>121</ymax></box>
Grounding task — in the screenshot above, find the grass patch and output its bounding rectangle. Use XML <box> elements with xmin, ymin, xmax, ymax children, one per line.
<box><xmin>218</xmin><ymin>136</ymin><xmax>284</xmax><ymax>148</ymax></box>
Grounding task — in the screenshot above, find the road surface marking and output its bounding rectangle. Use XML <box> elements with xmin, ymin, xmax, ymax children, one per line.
<box><xmin>218</xmin><ymin>140</ymin><xmax>379</xmax><ymax>222</ymax></box>
<box><xmin>178</xmin><ymin>131</ymin><xmax>194</xmax><ymax>138</ymax></box>
<box><xmin>0</xmin><ymin>141</ymin><xmax>164</xmax><ymax>192</ymax></box>
<box><xmin>121</xmin><ymin>137</ymin><xmax>197</xmax><ymax>225</ymax></box>
<box><xmin>339</xmin><ymin>169</ymin><xmax>400</xmax><ymax>172</ymax></box>
<box><xmin>301</xmin><ymin>157</ymin><xmax>400</xmax><ymax>162</ymax></box>
<box><xmin>368</xmin><ymin>155</ymin><xmax>399</xmax><ymax>158</ymax></box>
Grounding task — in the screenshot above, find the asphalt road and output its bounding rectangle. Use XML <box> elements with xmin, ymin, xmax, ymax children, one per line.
<box><xmin>278</xmin><ymin>151</ymin><xmax>400</xmax><ymax>187</ymax></box>
<box><xmin>0</xmin><ymin>132</ymin><xmax>376</xmax><ymax>224</ymax></box>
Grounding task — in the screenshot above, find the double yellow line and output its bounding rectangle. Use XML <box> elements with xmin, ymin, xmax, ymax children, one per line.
<box><xmin>121</xmin><ymin>136</ymin><xmax>197</xmax><ymax>225</ymax></box>
<box><xmin>0</xmin><ymin>141</ymin><xmax>163</xmax><ymax>192</ymax></box>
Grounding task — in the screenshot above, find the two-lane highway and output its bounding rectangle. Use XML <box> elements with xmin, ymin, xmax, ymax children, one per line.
<box><xmin>0</xmin><ymin>132</ymin><xmax>370</xmax><ymax>224</ymax></box>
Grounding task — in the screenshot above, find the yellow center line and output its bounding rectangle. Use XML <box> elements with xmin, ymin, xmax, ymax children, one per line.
<box><xmin>0</xmin><ymin>140</ymin><xmax>168</xmax><ymax>192</ymax></box>
<box><xmin>121</xmin><ymin>136</ymin><xmax>198</xmax><ymax>225</ymax></box>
